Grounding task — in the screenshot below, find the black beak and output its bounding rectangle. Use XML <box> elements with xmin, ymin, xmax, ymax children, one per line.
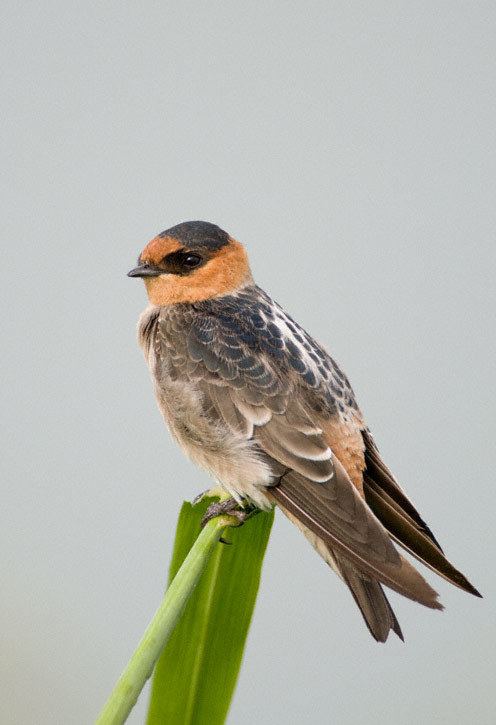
<box><xmin>127</xmin><ymin>263</ymin><xmax>162</xmax><ymax>278</ymax></box>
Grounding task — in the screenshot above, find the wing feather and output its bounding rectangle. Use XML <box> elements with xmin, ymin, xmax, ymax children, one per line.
<box><xmin>362</xmin><ymin>431</ymin><xmax>481</xmax><ymax>597</ymax></box>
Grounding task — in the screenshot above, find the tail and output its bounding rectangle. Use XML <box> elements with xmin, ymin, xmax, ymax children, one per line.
<box><xmin>268</xmin><ymin>463</ymin><xmax>444</xmax><ymax>642</ymax></box>
<box><xmin>340</xmin><ymin>564</ymin><xmax>404</xmax><ymax>642</ymax></box>
<box><xmin>276</xmin><ymin>501</ymin><xmax>404</xmax><ymax>642</ymax></box>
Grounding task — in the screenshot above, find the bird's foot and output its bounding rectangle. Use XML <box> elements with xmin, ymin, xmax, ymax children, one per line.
<box><xmin>200</xmin><ymin>497</ymin><xmax>258</xmax><ymax>529</ymax></box>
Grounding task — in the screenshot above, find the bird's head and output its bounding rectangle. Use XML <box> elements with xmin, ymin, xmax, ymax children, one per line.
<box><xmin>128</xmin><ymin>221</ymin><xmax>252</xmax><ymax>305</ymax></box>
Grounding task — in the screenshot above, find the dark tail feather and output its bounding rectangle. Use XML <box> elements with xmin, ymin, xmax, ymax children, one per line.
<box><xmin>339</xmin><ymin>561</ymin><xmax>404</xmax><ymax>642</ymax></box>
<box><xmin>362</xmin><ymin>429</ymin><xmax>443</xmax><ymax>549</ymax></box>
<box><xmin>362</xmin><ymin>431</ymin><xmax>481</xmax><ymax>598</ymax></box>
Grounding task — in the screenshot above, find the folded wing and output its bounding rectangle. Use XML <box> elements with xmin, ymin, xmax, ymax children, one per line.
<box><xmin>156</xmin><ymin>292</ymin><xmax>479</xmax><ymax>641</ymax></box>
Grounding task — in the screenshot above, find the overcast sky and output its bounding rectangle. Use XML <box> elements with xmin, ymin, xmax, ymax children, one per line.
<box><xmin>2</xmin><ymin>2</ymin><xmax>495</xmax><ymax>723</ymax></box>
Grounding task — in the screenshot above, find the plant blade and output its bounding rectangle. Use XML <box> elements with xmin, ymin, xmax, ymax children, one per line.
<box><xmin>146</xmin><ymin>498</ymin><xmax>274</xmax><ymax>725</ymax></box>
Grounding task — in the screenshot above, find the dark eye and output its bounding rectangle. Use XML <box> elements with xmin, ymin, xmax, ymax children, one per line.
<box><xmin>160</xmin><ymin>250</ymin><xmax>204</xmax><ymax>275</ymax></box>
<box><xmin>183</xmin><ymin>253</ymin><xmax>202</xmax><ymax>268</ymax></box>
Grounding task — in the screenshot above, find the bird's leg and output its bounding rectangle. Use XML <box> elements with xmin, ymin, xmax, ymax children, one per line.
<box><xmin>200</xmin><ymin>497</ymin><xmax>259</xmax><ymax>529</ymax></box>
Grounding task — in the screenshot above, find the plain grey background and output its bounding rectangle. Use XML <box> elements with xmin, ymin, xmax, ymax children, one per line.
<box><xmin>2</xmin><ymin>2</ymin><xmax>495</xmax><ymax>723</ymax></box>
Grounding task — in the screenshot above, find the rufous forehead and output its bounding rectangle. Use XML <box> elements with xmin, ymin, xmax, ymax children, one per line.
<box><xmin>140</xmin><ymin>236</ymin><xmax>183</xmax><ymax>264</ymax></box>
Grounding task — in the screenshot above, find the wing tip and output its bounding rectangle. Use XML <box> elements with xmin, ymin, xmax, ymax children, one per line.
<box><xmin>464</xmin><ymin>582</ymin><xmax>483</xmax><ymax>598</ymax></box>
<box><xmin>448</xmin><ymin>569</ymin><xmax>482</xmax><ymax>598</ymax></box>
<box><xmin>431</xmin><ymin>599</ymin><xmax>445</xmax><ymax>612</ymax></box>
<box><xmin>393</xmin><ymin>622</ymin><xmax>405</xmax><ymax>642</ymax></box>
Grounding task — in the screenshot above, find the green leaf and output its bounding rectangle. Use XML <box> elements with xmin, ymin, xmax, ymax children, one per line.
<box><xmin>146</xmin><ymin>498</ymin><xmax>274</xmax><ymax>725</ymax></box>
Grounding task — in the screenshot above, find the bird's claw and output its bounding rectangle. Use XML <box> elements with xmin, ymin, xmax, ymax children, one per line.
<box><xmin>200</xmin><ymin>497</ymin><xmax>257</xmax><ymax>529</ymax></box>
<box><xmin>192</xmin><ymin>486</ymin><xmax>226</xmax><ymax>506</ymax></box>
<box><xmin>192</xmin><ymin>489</ymin><xmax>210</xmax><ymax>506</ymax></box>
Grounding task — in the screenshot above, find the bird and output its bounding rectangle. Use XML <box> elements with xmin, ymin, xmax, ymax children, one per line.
<box><xmin>128</xmin><ymin>220</ymin><xmax>481</xmax><ymax>642</ymax></box>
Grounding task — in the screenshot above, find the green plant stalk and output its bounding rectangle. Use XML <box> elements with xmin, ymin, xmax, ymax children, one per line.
<box><xmin>95</xmin><ymin>514</ymin><xmax>235</xmax><ymax>725</ymax></box>
<box><xmin>146</xmin><ymin>500</ymin><xmax>274</xmax><ymax>725</ymax></box>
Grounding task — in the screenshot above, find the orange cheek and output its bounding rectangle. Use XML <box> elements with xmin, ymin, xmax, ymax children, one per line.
<box><xmin>143</xmin><ymin>276</ymin><xmax>178</xmax><ymax>306</ymax></box>
<box><xmin>143</xmin><ymin>273</ymin><xmax>217</xmax><ymax>305</ymax></box>
<box><xmin>142</xmin><ymin>241</ymin><xmax>252</xmax><ymax>305</ymax></box>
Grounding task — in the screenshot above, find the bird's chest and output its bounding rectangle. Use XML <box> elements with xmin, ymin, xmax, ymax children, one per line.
<box><xmin>151</xmin><ymin>333</ymin><xmax>206</xmax><ymax>440</ymax></box>
<box><xmin>138</xmin><ymin>306</ymin><xmax>273</xmax><ymax>501</ymax></box>
<box><xmin>138</xmin><ymin>306</ymin><xmax>220</xmax><ymax>450</ymax></box>
<box><xmin>154</xmin><ymin>373</ymin><xmax>209</xmax><ymax>451</ymax></box>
